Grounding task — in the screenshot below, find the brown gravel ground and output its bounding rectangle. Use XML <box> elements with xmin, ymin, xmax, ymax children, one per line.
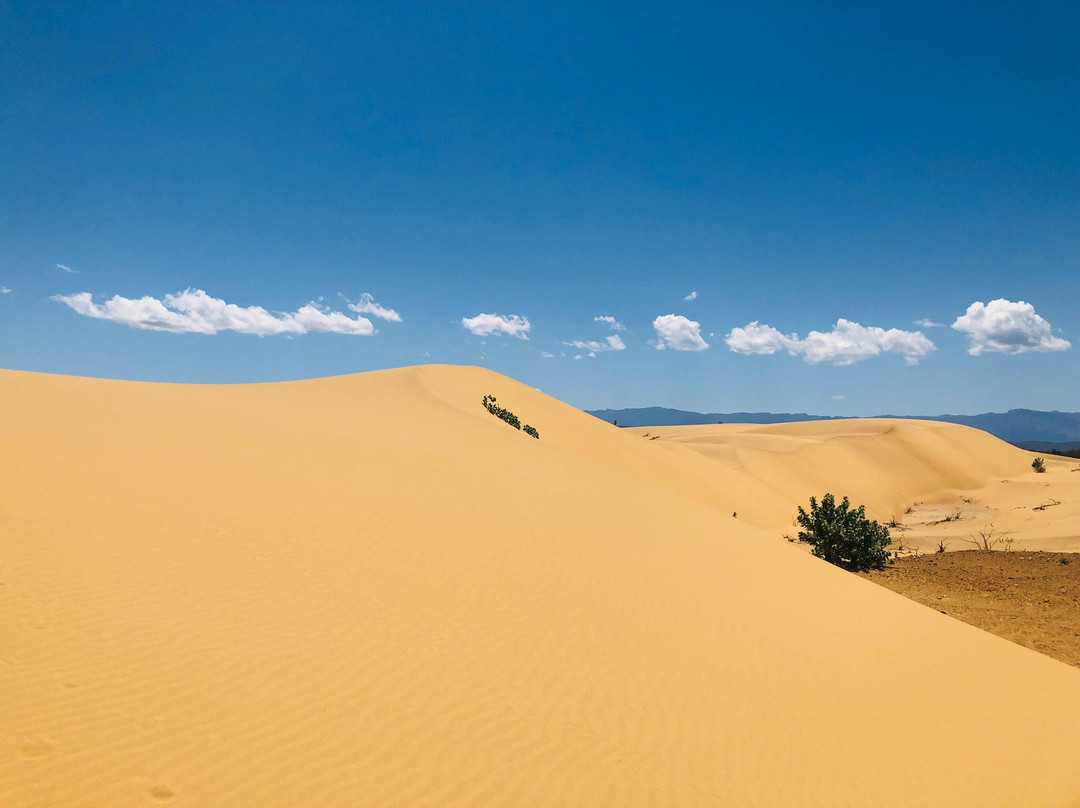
<box><xmin>860</xmin><ymin>550</ymin><xmax>1080</xmax><ymax>668</ymax></box>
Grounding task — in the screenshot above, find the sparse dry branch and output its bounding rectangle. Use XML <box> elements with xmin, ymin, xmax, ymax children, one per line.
<box><xmin>964</xmin><ymin>524</ymin><xmax>1014</xmax><ymax>552</ymax></box>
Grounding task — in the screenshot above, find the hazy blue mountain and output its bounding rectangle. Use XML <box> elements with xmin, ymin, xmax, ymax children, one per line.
<box><xmin>1015</xmin><ymin>441</ymin><xmax>1080</xmax><ymax>453</ymax></box>
<box><xmin>586</xmin><ymin>407</ymin><xmax>838</xmax><ymax>427</ymax></box>
<box><xmin>586</xmin><ymin>407</ymin><xmax>1080</xmax><ymax>446</ymax></box>
<box><xmin>903</xmin><ymin>410</ymin><xmax>1080</xmax><ymax>445</ymax></box>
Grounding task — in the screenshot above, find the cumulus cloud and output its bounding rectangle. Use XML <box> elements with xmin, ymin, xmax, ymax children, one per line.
<box><xmin>593</xmin><ymin>315</ymin><xmax>625</xmax><ymax>331</ymax></box>
<box><xmin>461</xmin><ymin>312</ymin><xmax>531</xmax><ymax>339</ymax></box>
<box><xmin>0</xmin><ymin>286</ymin><xmax>11</xmax><ymax>294</ymax></box>
<box><xmin>56</xmin><ymin>263</ymin><xmax>78</xmax><ymax>273</ymax></box>
<box><xmin>952</xmin><ymin>299</ymin><xmax>1071</xmax><ymax>355</ymax></box>
<box><xmin>684</xmin><ymin>290</ymin><xmax>698</xmax><ymax>301</ymax></box>
<box><xmin>726</xmin><ymin>318</ymin><xmax>935</xmax><ymax>365</ymax></box>
<box><xmin>723</xmin><ymin>321</ymin><xmax>795</xmax><ymax>356</ymax></box>
<box><xmin>653</xmin><ymin>314</ymin><xmax>709</xmax><ymax>351</ymax></box>
<box><xmin>52</xmin><ymin>288</ymin><xmax>378</xmax><ymax>335</ymax></box>
<box><xmin>347</xmin><ymin>292</ymin><xmax>401</xmax><ymax>322</ymax></box>
<box><xmin>541</xmin><ymin>351</ymin><xmax>555</xmax><ymax>358</ymax></box>
<box><xmin>915</xmin><ymin>318</ymin><xmax>944</xmax><ymax>328</ymax></box>
<box><xmin>564</xmin><ymin>335</ymin><xmax>626</xmax><ymax>358</ymax></box>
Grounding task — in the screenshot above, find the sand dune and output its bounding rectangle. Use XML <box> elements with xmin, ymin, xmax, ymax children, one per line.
<box><xmin>3</xmin><ymin>365</ymin><xmax>1080</xmax><ymax>807</ymax></box>
<box><xmin>630</xmin><ymin>419</ymin><xmax>1080</xmax><ymax>552</ymax></box>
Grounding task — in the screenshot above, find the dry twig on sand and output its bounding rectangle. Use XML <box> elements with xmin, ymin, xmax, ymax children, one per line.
<box><xmin>965</xmin><ymin>524</ymin><xmax>1014</xmax><ymax>552</ymax></box>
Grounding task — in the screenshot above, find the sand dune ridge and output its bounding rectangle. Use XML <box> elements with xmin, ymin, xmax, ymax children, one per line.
<box><xmin>3</xmin><ymin>365</ymin><xmax>1080</xmax><ymax>806</ymax></box>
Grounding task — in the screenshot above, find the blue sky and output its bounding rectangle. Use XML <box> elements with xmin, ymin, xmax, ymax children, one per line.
<box><xmin>2</xmin><ymin>1</ymin><xmax>1078</xmax><ymax>415</ymax></box>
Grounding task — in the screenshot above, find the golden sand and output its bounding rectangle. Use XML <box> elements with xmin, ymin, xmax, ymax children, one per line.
<box><xmin>633</xmin><ymin>419</ymin><xmax>1080</xmax><ymax>552</ymax></box>
<box><xmin>3</xmin><ymin>365</ymin><xmax>1080</xmax><ymax>806</ymax></box>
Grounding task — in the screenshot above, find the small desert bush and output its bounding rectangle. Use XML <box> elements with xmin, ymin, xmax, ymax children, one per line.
<box><xmin>482</xmin><ymin>394</ymin><xmax>521</xmax><ymax>429</ymax></box>
<box><xmin>482</xmin><ymin>395</ymin><xmax>539</xmax><ymax>439</ymax></box>
<box><xmin>965</xmin><ymin>524</ymin><xmax>1014</xmax><ymax>551</ymax></box>
<box><xmin>796</xmin><ymin>493</ymin><xmax>892</xmax><ymax>571</ymax></box>
<box><xmin>1032</xmin><ymin>456</ymin><xmax>1046</xmax><ymax>473</ymax></box>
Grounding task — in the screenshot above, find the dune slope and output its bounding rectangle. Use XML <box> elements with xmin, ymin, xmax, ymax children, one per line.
<box><xmin>3</xmin><ymin>365</ymin><xmax>1080</xmax><ymax>807</ymax></box>
<box><xmin>631</xmin><ymin>420</ymin><xmax>1080</xmax><ymax>551</ymax></box>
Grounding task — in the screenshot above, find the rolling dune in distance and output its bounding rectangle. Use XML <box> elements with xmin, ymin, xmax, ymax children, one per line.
<box><xmin>3</xmin><ymin>365</ymin><xmax>1080</xmax><ymax>807</ymax></box>
<box><xmin>632</xmin><ymin>420</ymin><xmax>1080</xmax><ymax>552</ymax></box>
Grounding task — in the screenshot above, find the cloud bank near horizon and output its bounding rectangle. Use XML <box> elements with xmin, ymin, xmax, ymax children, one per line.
<box><xmin>725</xmin><ymin>319</ymin><xmax>936</xmax><ymax>365</ymax></box>
<box><xmin>53</xmin><ymin>289</ymin><xmax>387</xmax><ymax>336</ymax></box>
<box><xmin>50</xmin><ymin>288</ymin><xmax>1070</xmax><ymax>367</ymax></box>
<box><xmin>462</xmin><ymin>312</ymin><xmax>531</xmax><ymax>339</ymax></box>
<box><xmin>565</xmin><ymin>335</ymin><xmax>626</xmax><ymax>358</ymax></box>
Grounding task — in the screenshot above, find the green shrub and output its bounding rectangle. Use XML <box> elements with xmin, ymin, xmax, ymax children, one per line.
<box><xmin>482</xmin><ymin>394</ymin><xmax>521</xmax><ymax>430</ymax></box>
<box><xmin>1032</xmin><ymin>456</ymin><xmax>1046</xmax><ymax>473</ymax></box>
<box><xmin>796</xmin><ymin>493</ymin><xmax>892</xmax><ymax>571</ymax></box>
<box><xmin>482</xmin><ymin>394</ymin><xmax>539</xmax><ymax>439</ymax></box>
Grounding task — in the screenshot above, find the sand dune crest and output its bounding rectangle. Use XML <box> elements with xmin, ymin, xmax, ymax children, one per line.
<box><xmin>2</xmin><ymin>365</ymin><xmax>1080</xmax><ymax>806</ymax></box>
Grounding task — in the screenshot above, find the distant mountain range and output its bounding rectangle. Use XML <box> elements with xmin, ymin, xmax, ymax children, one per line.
<box><xmin>584</xmin><ymin>407</ymin><xmax>1080</xmax><ymax>450</ymax></box>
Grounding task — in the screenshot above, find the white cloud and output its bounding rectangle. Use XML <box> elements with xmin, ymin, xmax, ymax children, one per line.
<box><xmin>652</xmin><ymin>314</ymin><xmax>709</xmax><ymax>351</ymax></box>
<box><xmin>52</xmin><ymin>288</ymin><xmax>377</xmax><ymax>335</ymax></box>
<box><xmin>566</xmin><ymin>319</ymin><xmax>628</xmax><ymax>359</ymax></box>
<box><xmin>346</xmin><ymin>292</ymin><xmax>401</xmax><ymax>322</ymax></box>
<box><xmin>799</xmin><ymin>320</ymin><xmax>935</xmax><ymax>366</ymax></box>
<box><xmin>723</xmin><ymin>321</ymin><xmax>796</xmax><ymax>356</ymax></box>
<box><xmin>567</xmin><ymin>340</ymin><xmax>604</xmax><ymax>352</ymax></box>
<box><xmin>832</xmin><ymin>395</ymin><xmax>845</xmax><ymax>401</ymax></box>
<box><xmin>461</xmin><ymin>312</ymin><xmax>531</xmax><ymax>339</ymax></box>
<box><xmin>684</xmin><ymin>290</ymin><xmax>698</xmax><ymax>301</ymax></box>
<box><xmin>952</xmin><ymin>299</ymin><xmax>1071</xmax><ymax>355</ymax></box>
<box><xmin>915</xmin><ymin>319</ymin><xmax>944</xmax><ymax>328</ymax></box>
<box><xmin>540</xmin><ymin>351</ymin><xmax>555</xmax><ymax>358</ymax></box>
<box><xmin>0</xmin><ymin>286</ymin><xmax>11</xmax><ymax>294</ymax></box>
<box><xmin>564</xmin><ymin>335</ymin><xmax>626</xmax><ymax>356</ymax></box>
<box><xmin>726</xmin><ymin>318</ymin><xmax>935</xmax><ymax>365</ymax></box>
<box><xmin>593</xmin><ymin>315</ymin><xmax>625</xmax><ymax>331</ymax></box>
<box><xmin>56</xmin><ymin>263</ymin><xmax>78</xmax><ymax>273</ymax></box>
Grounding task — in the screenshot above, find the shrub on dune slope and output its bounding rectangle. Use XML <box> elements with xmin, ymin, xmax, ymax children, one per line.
<box><xmin>482</xmin><ymin>394</ymin><xmax>539</xmax><ymax>438</ymax></box>
<box><xmin>797</xmin><ymin>493</ymin><xmax>892</xmax><ymax>571</ymax></box>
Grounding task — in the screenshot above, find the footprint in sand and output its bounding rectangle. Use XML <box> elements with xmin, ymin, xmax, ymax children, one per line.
<box><xmin>18</xmin><ymin>737</ymin><xmax>55</xmax><ymax>760</ymax></box>
<box><xmin>148</xmin><ymin>784</ymin><xmax>175</xmax><ymax>800</ymax></box>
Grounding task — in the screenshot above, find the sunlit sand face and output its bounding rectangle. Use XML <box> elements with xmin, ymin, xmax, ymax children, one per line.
<box><xmin>3</xmin><ymin>366</ymin><xmax>1080</xmax><ymax>807</ymax></box>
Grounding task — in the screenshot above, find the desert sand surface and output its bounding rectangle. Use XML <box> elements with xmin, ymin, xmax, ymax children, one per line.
<box><xmin>4</xmin><ymin>365</ymin><xmax>1080</xmax><ymax>807</ymax></box>
<box><xmin>631</xmin><ymin>419</ymin><xmax>1080</xmax><ymax>553</ymax></box>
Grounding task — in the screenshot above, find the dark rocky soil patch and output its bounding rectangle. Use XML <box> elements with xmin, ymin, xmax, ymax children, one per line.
<box><xmin>860</xmin><ymin>550</ymin><xmax>1080</xmax><ymax>668</ymax></box>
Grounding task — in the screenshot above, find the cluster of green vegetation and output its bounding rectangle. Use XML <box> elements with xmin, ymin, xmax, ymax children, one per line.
<box><xmin>482</xmin><ymin>395</ymin><xmax>539</xmax><ymax>439</ymax></box>
<box><xmin>1047</xmin><ymin>448</ymin><xmax>1080</xmax><ymax>459</ymax></box>
<box><xmin>1032</xmin><ymin>456</ymin><xmax>1047</xmax><ymax>473</ymax></box>
<box><xmin>796</xmin><ymin>493</ymin><xmax>892</xmax><ymax>571</ymax></box>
